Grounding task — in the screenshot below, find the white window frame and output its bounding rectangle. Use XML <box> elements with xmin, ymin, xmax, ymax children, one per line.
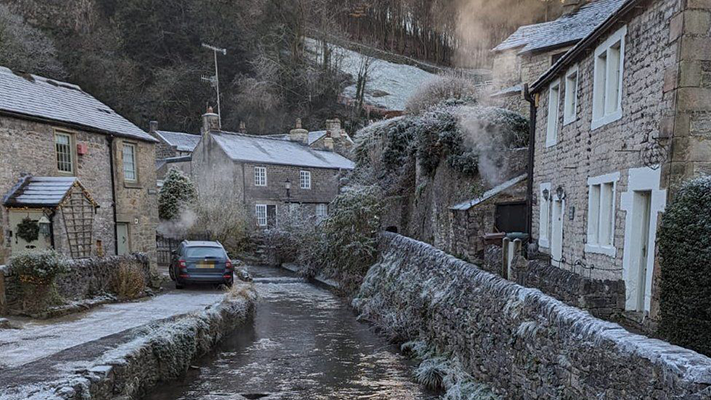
<box><xmin>254</xmin><ymin>166</ymin><xmax>267</xmax><ymax>187</ymax></box>
<box><xmin>538</xmin><ymin>183</ymin><xmax>552</xmax><ymax>248</ymax></box>
<box><xmin>55</xmin><ymin>131</ymin><xmax>74</xmax><ymax>174</ymax></box>
<box><xmin>546</xmin><ymin>79</ymin><xmax>561</xmax><ymax>147</ymax></box>
<box><xmin>563</xmin><ymin>65</ymin><xmax>579</xmax><ymax>125</ymax></box>
<box><xmin>592</xmin><ymin>26</ymin><xmax>626</xmax><ymax>130</ymax></box>
<box><xmin>255</xmin><ymin>204</ymin><xmax>267</xmax><ymax>227</ymax></box>
<box><xmin>316</xmin><ymin>203</ymin><xmax>328</xmax><ymax>219</ymax></box>
<box><xmin>585</xmin><ymin>172</ymin><xmax>620</xmax><ymax>257</ymax></box>
<box><xmin>122</xmin><ymin>143</ymin><xmax>138</xmax><ymax>182</ymax></box>
<box><xmin>300</xmin><ymin>170</ymin><xmax>311</xmax><ymax>189</ymax></box>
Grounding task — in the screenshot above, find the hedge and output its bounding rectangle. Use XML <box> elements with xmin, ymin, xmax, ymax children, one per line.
<box><xmin>658</xmin><ymin>175</ymin><xmax>711</xmax><ymax>356</ymax></box>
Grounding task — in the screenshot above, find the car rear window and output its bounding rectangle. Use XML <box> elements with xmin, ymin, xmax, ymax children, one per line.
<box><xmin>185</xmin><ymin>247</ymin><xmax>225</xmax><ymax>259</ymax></box>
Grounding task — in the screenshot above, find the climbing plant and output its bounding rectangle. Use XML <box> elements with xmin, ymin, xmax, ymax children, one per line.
<box><xmin>658</xmin><ymin>176</ymin><xmax>711</xmax><ymax>356</ymax></box>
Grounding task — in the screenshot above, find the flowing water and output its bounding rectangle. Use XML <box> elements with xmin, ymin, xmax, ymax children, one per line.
<box><xmin>145</xmin><ymin>265</ymin><xmax>435</xmax><ymax>400</ymax></box>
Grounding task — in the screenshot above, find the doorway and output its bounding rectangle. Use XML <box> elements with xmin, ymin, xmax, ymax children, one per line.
<box><xmin>550</xmin><ymin>198</ymin><xmax>564</xmax><ymax>267</ymax></box>
<box><xmin>631</xmin><ymin>191</ymin><xmax>652</xmax><ymax>312</ymax></box>
<box><xmin>117</xmin><ymin>223</ymin><xmax>129</xmax><ymax>255</ymax></box>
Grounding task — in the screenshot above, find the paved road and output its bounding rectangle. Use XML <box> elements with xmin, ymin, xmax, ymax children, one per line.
<box><xmin>0</xmin><ymin>287</ymin><xmax>223</xmax><ymax>370</ymax></box>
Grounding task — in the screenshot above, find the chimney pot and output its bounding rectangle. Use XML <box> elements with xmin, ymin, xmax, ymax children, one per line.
<box><xmin>239</xmin><ymin>121</ymin><xmax>247</xmax><ymax>134</ymax></box>
<box><xmin>149</xmin><ymin>121</ymin><xmax>158</xmax><ymax>133</ymax></box>
<box><xmin>202</xmin><ymin>107</ymin><xmax>220</xmax><ymax>136</ymax></box>
<box><xmin>289</xmin><ymin>118</ymin><xmax>308</xmax><ymax>144</ymax></box>
<box><xmin>326</xmin><ymin>118</ymin><xmax>342</xmax><ymax>139</ymax></box>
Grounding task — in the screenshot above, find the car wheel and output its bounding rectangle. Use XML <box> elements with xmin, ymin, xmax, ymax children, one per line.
<box><xmin>225</xmin><ymin>280</ymin><xmax>233</xmax><ymax>288</ymax></box>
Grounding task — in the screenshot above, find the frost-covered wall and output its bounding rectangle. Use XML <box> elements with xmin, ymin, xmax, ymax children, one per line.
<box><xmin>353</xmin><ymin>233</ymin><xmax>711</xmax><ymax>398</ymax></box>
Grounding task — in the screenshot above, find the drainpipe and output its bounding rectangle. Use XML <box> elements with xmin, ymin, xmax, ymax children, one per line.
<box><xmin>523</xmin><ymin>84</ymin><xmax>537</xmax><ymax>243</ymax></box>
<box><xmin>107</xmin><ymin>135</ymin><xmax>119</xmax><ymax>255</ymax></box>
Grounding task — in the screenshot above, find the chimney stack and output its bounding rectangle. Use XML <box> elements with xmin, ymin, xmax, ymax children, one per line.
<box><xmin>562</xmin><ymin>0</ymin><xmax>584</xmax><ymax>15</ymax></box>
<box><xmin>149</xmin><ymin>121</ymin><xmax>158</xmax><ymax>134</ymax></box>
<box><xmin>289</xmin><ymin>118</ymin><xmax>309</xmax><ymax>144</ymax></box>
<box><xmin>202</xmin><ymin>106</ymin><xmax>220</xmax><ymax>136</ymax></box>
<box><xmin>239</xmin><ymin>121</ymin><xmax>247</xmax><ymax>134</ymax></box>
<box><xmin>325</xmin><ymin>118</ymin><xmax>342</xmax><ymax>139</ymax></box>
<box><xmin>324</xmin><ymin>132</ymin><xmax>334</xmax><ymax>151</ymax></box>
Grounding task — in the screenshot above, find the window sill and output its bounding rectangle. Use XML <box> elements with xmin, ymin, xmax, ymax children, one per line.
<box><xmin>563</xmin><ymin>116</ymin><xmax>577</xmax><ymax>126</ymax></box>
<box><xmin>584</xmin><ymin>243</ymin><xmax>616</xmax><ymax>257</ymax></box>
<box><xmin>545</xmin><ymin>139</ymin><xmax>557</xmax><ymax>148</ymax></box>
<box><xmin>591</xmin><ymin>111</ymin><xmax>622</xmax><ymax>130</ymax></box>
<box><xmin>123</xmin><ymin>181</ymin><xmax>142</xmax><ymax>189</ymax></box>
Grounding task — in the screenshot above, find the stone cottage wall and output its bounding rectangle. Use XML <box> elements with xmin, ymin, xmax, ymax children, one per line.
<box><xmin>354</xmin><ymin>233</ymin><xmax>711</xmax><ymax>399</ymax></box>
<box><xmin>0</xmin><ymin>117</ymin><xmax>115</xmax><ymax>264</ymax></box>
<box><xmin>532</xmin><ymin>0</ymin><xmax>678</xmax><ymax>286</ymax></box>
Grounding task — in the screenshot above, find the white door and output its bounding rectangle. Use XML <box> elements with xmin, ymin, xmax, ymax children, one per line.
<box><xmin>117</xmin><ymin>223</ymin><xmax>129</xmax><ymax>255</ymax></box>
<box><xmin>550</xmin><ymin>199</ymin><xmax>564</xmax><ymax>267</ymax></box>
<box><xmin>632</xmin><ymin>191</ymin><xmax>652</xmax><ymax>312</ymax></box>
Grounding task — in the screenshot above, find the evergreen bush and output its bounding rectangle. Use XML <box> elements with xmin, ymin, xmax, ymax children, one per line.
<box><xmin>658</xmin><ymin>176</ymin><xmax>711</xmax><ymax>356</ymax></box>
<box><xmin>159</xmin><ymin>168</ymin><xmax>197</xmax><ymax>221</ymax></box>
<box><xmin>9</xmin><ymin>250</ymin><xmax>69</xmax><ymax>284</ymax></box>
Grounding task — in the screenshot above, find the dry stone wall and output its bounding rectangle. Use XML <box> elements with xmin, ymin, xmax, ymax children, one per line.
<box><xmin>353</xmin><ymin>233</ymin><xmax>711</xmax><ymax>399</ymax></box>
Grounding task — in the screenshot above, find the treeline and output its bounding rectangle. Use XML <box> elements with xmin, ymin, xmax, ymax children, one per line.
<box><xmin>0</xmin><ymin>0</ymin><xmax>349</xmax><ymax>134</ymax></box>
<box><xmin>333</xmin><ymin>0</ymin><xmax>564</xmax><ymax>67</ymax></box>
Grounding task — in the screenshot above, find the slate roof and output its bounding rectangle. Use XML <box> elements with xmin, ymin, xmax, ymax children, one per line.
<box><xmin>450</xmin><ymin>174</ymin><xmax>527</xmax><ymax>211</ymax></box>
<box><xmin>154</xmin><ymin>130</ymin><xmax>202</xmax><ymax>152</ymax></box>
<box><xmin>211</xmin><ymin>132</ymin><xmax>355</xmax><ymax>170</ymax></box>
<box><xmin>493</xmin><ymin>0</ymin><xmax>626</xmax><ymax>54</ymax></box>
<box><xmin>3</xmin><ymin>176</ymin><xmax>83</xmax><ymax>208</ymax></box>
<box><xmin>0</xmin><ymin>66</ymin><xmax>156</xmax><ymax>142</ymax></box>
<box><xmin>268</xmin><ymin>130</ymin><xmax>355</xmax><ymax>146</ymax></box>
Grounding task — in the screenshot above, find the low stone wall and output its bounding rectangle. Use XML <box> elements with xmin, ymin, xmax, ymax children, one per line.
<box><xmin>353</xmin><ymin>233</ymin><xmax>711</xmax><ymax>399</ymax></box>
<box><xmin>1</xmin><ymin>254</ymin><xmax>151</xmax><ymax>316</ymax></box>
<box><xmin>2</xmin><ymin>286</ymin><xmax>256</xmax><ymax>399</ymax></box>
<box><xmin>482</xmin><ymin>245</ymin><xmax>625</xmax><ymax>319</ymax></box>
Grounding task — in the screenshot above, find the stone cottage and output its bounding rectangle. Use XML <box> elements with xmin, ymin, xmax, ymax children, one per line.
<box><xmin>191</xmin><ymin>111</ymin><xmax>355</xmax><ymax>228</ymax></box>
<box><xmin>528</xmin><ymin>0</ymin><xmax>711</xmax><ymax>328</ymax></box>
<box><xmin>148</xmin><ymin>121</ymin><xmax>201</xmax><ymax>181</ymax></box>
<box><xmin>0</xmin><ymin>66</ymin><xmax>159</xmax><ymax>265</ymax></box>
<box><xmin>490</xmin><ymin>0</ymin><xmax>626</xmax><ymax>114</ymax></box>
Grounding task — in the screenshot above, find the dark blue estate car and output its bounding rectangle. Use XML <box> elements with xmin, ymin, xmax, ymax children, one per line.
<box><xmin>169</xmin><ymin>241</ymin><xmax>233</xmax><ymax>289</ymax></box>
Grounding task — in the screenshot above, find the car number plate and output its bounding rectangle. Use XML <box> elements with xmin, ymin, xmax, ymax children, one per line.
<box><xmin>198</xmin><ymin>262</ymin><xmax>215</xmax><ymax>269</ymax></box>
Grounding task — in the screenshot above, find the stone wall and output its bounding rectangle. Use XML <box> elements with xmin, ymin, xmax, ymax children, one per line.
<box><xmin>353</xmin><ymin>233</ymin><xmax>711</xmax><ymax>399</ymax></box>
<box><xmin>0</xmin><ymin>115</ymin><xmax>158</xmax><ymax>267</ymax></box>
<box><xmin>1</xmin><ymin>254</ymin><xmax>150</xmax><ymax>316</ymax></box>
<box><xmin>531</xmin><ymin>0</ymin><xmax>680</xmax><ymax>320</ymax></box>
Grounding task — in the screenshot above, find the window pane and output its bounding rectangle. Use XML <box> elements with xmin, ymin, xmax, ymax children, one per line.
<box><xmin>605</xmin><ymin>44</ymin><xmax>621</xmax><ymax>115</ymax></box>
<box><xmin>254</xmin><ymin>167</ymin><xmax>267</xmax><ymax>186</ymax></box>
<box><xmin>256</xmin><ymin>205</ymin><xmax>267</xmax><ymax>226</ymax></box>
<box><xmin>600</xmin><ymin>183</ymin><xmax>614</xmax><ymax>246</ymax></box>
<box><xmin>123</xmin><ymin>144</ymin><xmax>136</xmax><ymax>181</ymax></box>
<box><xmin>588</xmin><ymin>184</ymin><xmax>601</xmax><ymax>245</ymax></box>
<box><xmin>594</xmin><ymin>54</ymin><xmax>608</xmax><ymax>120</ymax></box>
<box><xmin>300</xmin><ymin>171</ymin><xmax>311</xmax><ymax>189</ymax></box>
<box><xmin>55</xmin><ymin>133</ymin><xmax>73</xmax><ymax>173</ymax></box>
<box><xmin>546</xmin><ymin>84</ymin><xmax>560</xmax><ymax>146</ymax></box>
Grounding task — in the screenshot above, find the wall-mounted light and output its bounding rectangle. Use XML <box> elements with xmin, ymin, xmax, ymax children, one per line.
<box><xmin>38</xmin><ymin>216</ymin><xmax>51</xmax><ymax>238</ymax></box>
<box><xmin>542</xmin><ymin>189</ymin><xmax>550</xmax><ymax>201</ymax></box>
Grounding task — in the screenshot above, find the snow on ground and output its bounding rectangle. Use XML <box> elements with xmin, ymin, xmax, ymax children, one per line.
<box><xmin>0</xmin><ymin>290</ymin><xmax>224</xmax><ymax>369</ymax></box>
<box><xmin>305</xmin><ymin>38</ymin><xmax>437</xmax><ymax>112</ymax></box>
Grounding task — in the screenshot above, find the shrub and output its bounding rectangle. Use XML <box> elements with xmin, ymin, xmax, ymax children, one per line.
<box><xmin>405</xmin><ymin>73</ymin><xmax>478</xmax><ymax>115</ymax></box>
<box><xmin>110</xmin><ymin>261</ymin><xmax>146</xmax><ymax>300</ymax></box>
<box><xmin>9</xmin><ymin>250</ymin><xmax>69</xmax><ymax>284</ymax></box>
<box><xmin>159</xmin><ymin>168</ymin><xmax>197</xmax><ymax>221</ymax></box>
<box><xmin>658</xmin><ymin>176</ymin><xmax>711</xmax><ymax>355</ymax></box>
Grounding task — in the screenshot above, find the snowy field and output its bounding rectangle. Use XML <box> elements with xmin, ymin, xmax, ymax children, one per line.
<box><xmin>0</xmin><ymin>290</ymin><xmax>224</xmax><ymax>369</ymax></box>
<box><xmin>304</xmin><ymin>38</ymin><xmax>436</xmax><ymax>112</ymax></box>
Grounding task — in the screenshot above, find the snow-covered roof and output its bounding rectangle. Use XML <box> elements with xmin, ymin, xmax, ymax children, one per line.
<box><xmin>490</xmin><ymin>85</ymin><xmax>523</xmax><ymax>98</ymax></box>
<box><xmin>268</xmin><ymin>130</ymin><xmax>355</xmax><ymax>146</ymax></box>
<box><xmin>493</xmin><ymin>0</ymin><xmax>626</xmax><ymax>54</ymax></box>
<box><xmin>0</xmin><ymin>66</ymin><xmax>156</xmax><ymax>143</ymax></box>
<box><xmin>154</xmin><ymin>130</ymin><xmax>201</xmax><ymax>152</ymax></box>
<box><xmin>305</xmin><ymin>38</ymin><xmax>437</xmax><ymax>112</ymax></box>
<box><xmin>450</xmin><ymin>174</ymin><xmax>527</xmax><ymax>211</ymax></box>
<box><xmin>212</xmin><ymin>132</ymin><xmax>355</xmax><ymax>170</ymax></box>
<box><xmin>3</xmin><ymin>176</ymin><xmax>85</xmax><ymax>208</ymax></box>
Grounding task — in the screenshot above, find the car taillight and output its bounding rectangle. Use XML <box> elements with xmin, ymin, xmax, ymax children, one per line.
<box><xmin>225</xmin><ymin>260</ymin><xmax>233</xmax><ymax>270</ymax></box>
<box><xmin>178</xmin><ymin>259</ymin><xmax>187</xmax><ymax>270</ymax></box>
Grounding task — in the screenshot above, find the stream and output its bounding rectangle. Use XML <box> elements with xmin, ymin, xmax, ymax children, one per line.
<box><xmin>145</xmin><ymin>265</ymin><xmax>435</xmax><ymax>399</ymax></box>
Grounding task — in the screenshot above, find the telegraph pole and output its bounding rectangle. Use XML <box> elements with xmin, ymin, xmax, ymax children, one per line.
<box><xmin>201</xmin><ymin>43</ymin><xmax>226</xmax><ymax>129</ymax></box>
